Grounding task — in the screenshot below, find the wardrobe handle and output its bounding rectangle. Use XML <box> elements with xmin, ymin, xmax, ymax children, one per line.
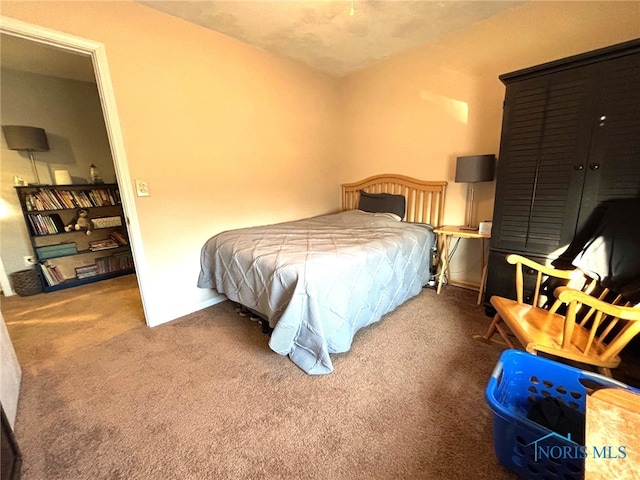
<box><xmin>573</xmin><ymin>164</ymin><xmax>584</xmax><ymax>171</ymax></box>
<box><xmin>589</xmin><ymin>163</ymin><xmax>600</xmax><ymax>170</ymax></box>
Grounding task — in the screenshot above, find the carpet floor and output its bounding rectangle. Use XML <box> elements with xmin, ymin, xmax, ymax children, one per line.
<box><xmin>2</xmin><ymin>274</ymin><xmax>637</xmax><ymax>479</ymax></box>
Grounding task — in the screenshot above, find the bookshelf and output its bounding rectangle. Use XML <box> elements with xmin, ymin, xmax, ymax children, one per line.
<box><xmin>15</xmin><ymin>183</ymin><xmax>135</xmax><ymax>292</ymax></box>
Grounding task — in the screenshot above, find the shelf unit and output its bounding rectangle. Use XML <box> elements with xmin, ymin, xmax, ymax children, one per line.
<box><xmin>15</xmin><ymin>183</ymin><xmax>135</xmax><ymax>292</ymax></box>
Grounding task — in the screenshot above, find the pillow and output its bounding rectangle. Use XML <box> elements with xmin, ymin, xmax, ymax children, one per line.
<box><xmin>356</xmin><ymin>211</ymin><xmax>402</xmax><ymax>222</ymax></box>
<box><xmin>357</xmin><ymin>190</ymin><xmax>406</xmax><ymax>219</ymax></box>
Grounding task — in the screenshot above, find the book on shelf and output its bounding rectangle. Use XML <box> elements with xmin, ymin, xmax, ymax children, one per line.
<box><xmin>39</xmin><ymin>262</ymin><xmax>65</xmax><ymax>286</ymax></box>
<box><xmin>89</xmin><ymin>238</ymin><xmax>120</xmax><ymax>251</ymax></box>
<box><xmin>110</xmin><ymin>230</ymin><xmax>128</xmax><ymax>245</ymax></box>
<box><xmin>36</xmin><ymin>242</ymin><xmax>78</xmax><ymax>259</ymax></box>
<box><xmin>39</xmin><ymin>263</ymin><xmax>56</xmax><ymax>286</ymax></box>
<box><xmin>51</xmin><ymin>265</ymin><xmax>65</xmax><ymax>284</ymax></box>
<box><xmin>75</xmin><ymin>264</ymin><xmax>99</xmax><ymax>279</ymax></box>
<box><xmin>95</xmin><ymin>252</ymin><xmax>134</xmax><ymax>274</ymax></box>
<box><xmin>28</xmin><ymin>213</ymin><xmax>65</xmax><ymax>236</ymax></box>
<box><xmin>22</xmin><ymin>187</ymin><xmax>120</xmax><ymax>212</ymax></box>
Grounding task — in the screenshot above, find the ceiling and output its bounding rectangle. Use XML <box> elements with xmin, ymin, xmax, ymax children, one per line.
<box><xmin>0</xmin><ymin>1</ymin><xmax>525</xmax><ymax>82</ymax></box>
<box><xmin>1</xmin><ymin>33</ymin><xmax>96</xmax><ymax>83</ymax></box>
<box><xmin>137</xmin><ymin>0</ymin><xmax>525</xmax><ymax>77</ymax></box>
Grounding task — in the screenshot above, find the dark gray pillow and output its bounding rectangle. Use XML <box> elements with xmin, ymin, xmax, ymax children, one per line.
<box><xmin>357</xmin><ymin>190</ymin><xmax>406</xmax><ymax>219</ymax></box>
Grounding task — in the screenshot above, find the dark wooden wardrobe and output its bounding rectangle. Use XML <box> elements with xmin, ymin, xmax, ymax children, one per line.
<box><xmin>484</xmin><ymin>39</ymin><xmax>640</xmax><ymax>307</ymax></box>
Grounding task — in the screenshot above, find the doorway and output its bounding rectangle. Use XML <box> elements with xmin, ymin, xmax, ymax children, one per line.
<box><xmin>0</xmin><ymin>16</ymin><xmax>149</xmax><ymax>324</ymax></box>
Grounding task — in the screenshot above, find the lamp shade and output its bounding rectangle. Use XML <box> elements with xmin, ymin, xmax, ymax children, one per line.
<box><xmin>455</xmin><ymin>154</ymin><xmax>495</xmax><ymax>183</ymax></box>
<box><xmin>2</xmin><ymin>125</ymin><xmax>49</xmax><ymax>152</ymax></box>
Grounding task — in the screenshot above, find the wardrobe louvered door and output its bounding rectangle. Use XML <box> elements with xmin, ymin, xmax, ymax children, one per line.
<box><xmin>483</xmin><ymin>39</ymin><xmax>640</xmax><ymax>308</ymax></box>
<box><xmin>491</xmin><ymin>65</ymin><xmax>598</xmax><ymax>256</ymax></box>
<box><xmin>575</xmin><ymin>52</ymin><xmax>640</xmax><ymax>232</ymax></box>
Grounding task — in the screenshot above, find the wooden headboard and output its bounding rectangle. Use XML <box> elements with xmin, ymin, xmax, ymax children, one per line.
<box><xmin>341</xmin><ymin>174</ymin><xmax>447</xmax><ymax>226</ymax></box>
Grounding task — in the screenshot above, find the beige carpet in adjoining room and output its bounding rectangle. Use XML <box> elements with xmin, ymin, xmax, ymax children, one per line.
<box><xmin>6</xmin><ymin>274</ymin><xmax>633</xmax><ymax>479</ymax></box>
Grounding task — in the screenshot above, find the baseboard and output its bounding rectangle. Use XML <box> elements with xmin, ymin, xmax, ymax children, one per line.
<box><xmin>196</xmin><ymin>294</ymin><xmax>227</xmax><ymax>311</ymax></box>
<box><xmin>146</xmin><ymin>293</ymin><xmax>227</xmax><ymax>327</ymax></box>
<box><xmin>449</xmin><ymin>280</ymin><xmax>480</xmax><ymax>291</ymax></box>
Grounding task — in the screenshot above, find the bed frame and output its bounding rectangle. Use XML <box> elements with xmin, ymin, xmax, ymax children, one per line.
<box><xmin>341</xmin><ymin>174</ymin><xmax>447</xmax><ymax>226</ymax></box>
<box><xmin>235</xmin><ymin>174</ymin><xmax>447</xmax><ymax>333</ymax></box>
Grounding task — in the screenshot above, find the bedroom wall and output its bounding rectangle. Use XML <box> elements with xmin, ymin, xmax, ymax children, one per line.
<box><xmin>2</xmin><ymin>1</ymin><xmax>639</xmax><ymax>321</ymax></box>
<box><xmin>1</xmin><ymin>1</ymin><xmax>342</xmax><ymax>326</ymax></box>
<box><xmin>1</xmin><ymin>68</ymin><xmax>116</xmax><ymax>276</ymax></box>
<box><xmin>340</xmin><ymin>0</ymin><xmax>640</xmax><ymax>288</ymax></box>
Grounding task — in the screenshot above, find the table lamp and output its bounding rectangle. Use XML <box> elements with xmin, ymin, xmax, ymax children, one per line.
<box><xmin>455</xmin><ymin>154</ymin><xmax>496</xmax><ymax>230</ymax></box>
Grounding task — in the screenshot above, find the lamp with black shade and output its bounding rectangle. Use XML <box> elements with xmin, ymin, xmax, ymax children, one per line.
<box><xmin>2</xmin><ymin>125</ymin><xmax>50</xmax><ymax>185</ymax></box>
<box><xmin>455</xmin><ymin>154</ymin><xmax>496</xmax><ymax>230</ymax></box>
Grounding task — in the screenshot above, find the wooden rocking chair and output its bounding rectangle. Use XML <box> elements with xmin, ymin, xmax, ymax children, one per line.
<box><xmin>475</xmin><ymin>254</ymin><xmax>640</xmax><ymax>376</ymax></box>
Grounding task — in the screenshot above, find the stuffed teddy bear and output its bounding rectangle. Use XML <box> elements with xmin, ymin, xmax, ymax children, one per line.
<box><xmin>64</xmin><ymin>208</ymin><xmax>93</xmax><ymax>235</ymax></box>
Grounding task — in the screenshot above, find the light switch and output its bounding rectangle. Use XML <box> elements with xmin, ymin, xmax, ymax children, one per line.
<box><xmin>135</xmin><ymin>179</ymin><xmax>150</xmax><ymax>197</ymax></box>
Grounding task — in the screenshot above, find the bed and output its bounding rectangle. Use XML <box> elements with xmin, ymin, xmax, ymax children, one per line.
<box><xmin>198</xmin><ymin>174</ymin><xmax>447</xmax><ymax>374</ymax></box>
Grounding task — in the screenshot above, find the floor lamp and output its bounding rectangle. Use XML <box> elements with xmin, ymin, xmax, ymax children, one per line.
<box><xmin>2</xmin><ymin>125</ymin><xmax>50</xmax><ymax>185</ymax></box>
<box><xmin>455</xmin><ymin>154</ymin><xmax>496</xmax><ymax>230</ymax></box>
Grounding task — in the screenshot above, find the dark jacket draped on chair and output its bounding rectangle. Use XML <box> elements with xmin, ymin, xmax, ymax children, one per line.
<box><xmin>572</xmin><ymin>198</ymin><xmax>640</xmax><ymax>303</ymax></box>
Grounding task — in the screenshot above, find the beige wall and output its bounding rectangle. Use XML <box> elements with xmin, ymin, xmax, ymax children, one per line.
<box><xmin>340</xmin><ymin>61</ymin><xmax>499</xmax><ymax>287</ymax></box>
<box><xmin>1</xmin><ymin>1</ymin><xmax>639</xmax><ymax>319</ymax></box>
<box><xmin>1</xmin><ymin>1</ymin><xmax>341</xmax><ymax>325</ymax></box>
<box><xmin>340</xmin><ymin>1</ymin><xmax>640</xmax><ymax>287</ymax></box>
<box><xmin>1</xmin><ymin>68</ymin><xmax>115</xmax><ymax>274</ymax></box>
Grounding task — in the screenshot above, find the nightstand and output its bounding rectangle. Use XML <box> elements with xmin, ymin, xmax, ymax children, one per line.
<box><xmin>433</xmin><ymin>226</ymin><xmax>491</xmax><ymax>304</ymax></box>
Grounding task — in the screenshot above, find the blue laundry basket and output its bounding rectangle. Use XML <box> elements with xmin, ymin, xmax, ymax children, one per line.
<box><xmin>485</xmin><ymin>349</ymin><xmax>637</xmax><ymax>480</ymax></box>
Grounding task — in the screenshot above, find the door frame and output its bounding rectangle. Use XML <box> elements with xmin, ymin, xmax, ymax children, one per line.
<box><xmin>0</xmin><ymin>16</ymin><xmax>150</xmax><ymax>325</ymax></box>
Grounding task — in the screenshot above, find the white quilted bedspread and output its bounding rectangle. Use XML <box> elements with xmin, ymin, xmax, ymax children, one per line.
<box><xmin>197</xmin><ymin>210</ymin><xmax>434</xmax><ymax>374</ymax></box>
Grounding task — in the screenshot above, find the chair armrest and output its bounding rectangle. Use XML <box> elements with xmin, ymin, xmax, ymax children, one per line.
<box><xmin>506</xmin><ymin>254</ymin><xmax>578</xmax><ymax>280</ymax></box>
<box><xmin>556</xmin><ymin>287</ymin><xmax>640</xmax><ymax>320</ymax></box>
